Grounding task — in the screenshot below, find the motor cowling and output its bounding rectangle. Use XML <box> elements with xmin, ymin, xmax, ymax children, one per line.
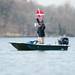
<box><xmin>58</xmin><ymin>37</ymin><xmax>69</xmax><ymax>45</ymax></box>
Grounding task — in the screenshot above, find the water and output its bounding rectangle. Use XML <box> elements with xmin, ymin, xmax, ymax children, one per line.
<box><xmin>0</xmin><ymin>37</ymin><xmax>75</xmax><ymax>75</ymax></box>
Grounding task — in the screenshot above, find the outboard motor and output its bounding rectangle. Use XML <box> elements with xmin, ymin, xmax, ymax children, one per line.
<box><xmin>58</xmin><ymin>37</ymin><xmax>69</xmax><ymax>45</ymax></box>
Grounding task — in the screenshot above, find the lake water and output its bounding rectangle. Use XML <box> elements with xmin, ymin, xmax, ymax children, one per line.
<box><xmin>0</xmin><ymin>37</ymin><xmax>75</xmax><ymax>75</ymax></box>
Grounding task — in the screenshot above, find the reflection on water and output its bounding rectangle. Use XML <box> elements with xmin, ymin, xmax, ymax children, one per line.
<box><xmin>0</xmin><ymin>37</ymin><xmax>75</xmax><ymax>75</ymax></box>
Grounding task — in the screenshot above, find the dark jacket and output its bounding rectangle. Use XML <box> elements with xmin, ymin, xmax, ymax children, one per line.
<box><xmin>36</xmin><ymin>18</ymin><xmax>45</xmax><ymax>37</ymax></box>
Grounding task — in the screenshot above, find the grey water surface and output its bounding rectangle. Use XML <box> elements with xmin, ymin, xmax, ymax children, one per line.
<box><xmin>0</xmin><ymin>37</ymin><xmax>75</xmax><ymax>75</ymax></box>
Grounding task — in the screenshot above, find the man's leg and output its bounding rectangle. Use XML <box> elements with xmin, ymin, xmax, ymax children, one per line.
<box><xmin>37</xmin><ymin>37</ymin><xmax>44</xmax><ymax>44</ymax></box>
<box><xmin>37</xmin><ymin>37</ymin><xmax>41</xmax><ymax>44</ymax></box>
<box><xmin>41</xmin><ymin>37</ymin><xmax>44</xmax><ymax>44</ymax></box>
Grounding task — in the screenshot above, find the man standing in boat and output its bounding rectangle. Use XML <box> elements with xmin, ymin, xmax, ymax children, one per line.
<box><xmin>35</xmin><ymin>8</ymin><xmax>45</xmax><ymax>44</ymax></box>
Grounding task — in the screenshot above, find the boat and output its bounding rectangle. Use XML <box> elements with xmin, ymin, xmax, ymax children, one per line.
<box><xmin>10</xmin><ymin>41</ymin><xmax>69</xmax><ymax>51</ymax></box>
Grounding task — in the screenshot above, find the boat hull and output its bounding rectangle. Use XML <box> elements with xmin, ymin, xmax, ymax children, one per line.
<box><xmin>10</xmin><ymin>43</ymin><xmax>69</xmax><ymax>51</ymax></box>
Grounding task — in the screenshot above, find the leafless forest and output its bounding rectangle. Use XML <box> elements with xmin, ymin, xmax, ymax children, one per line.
<box><xmin>0</xmin><ymin>0</ymin><xmax>75</xmax><ymax>36</ymax></box>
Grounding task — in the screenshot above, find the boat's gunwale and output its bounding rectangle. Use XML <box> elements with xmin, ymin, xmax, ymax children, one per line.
<box><xmin>10</xmin><ymin>42</ymin><xmax>69</xmax><ymax>51</ymax></box>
